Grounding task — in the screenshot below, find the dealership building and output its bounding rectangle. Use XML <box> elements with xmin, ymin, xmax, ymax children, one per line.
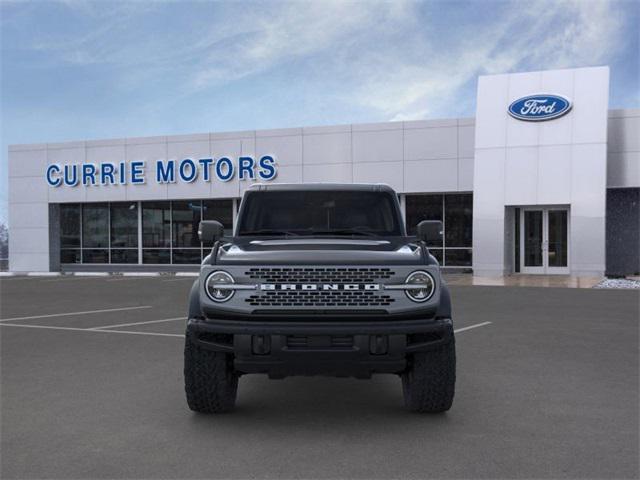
<box><xmin>7</xmin><ymin>66</ymin><xmax>639</xmax><ymax>277</ymax></box>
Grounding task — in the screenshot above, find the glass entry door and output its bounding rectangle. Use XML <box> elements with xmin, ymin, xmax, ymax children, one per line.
<box><xmin>520</xmin><ymin>208</ymin><xmax>569</xmax><ymax>274</ymax></box>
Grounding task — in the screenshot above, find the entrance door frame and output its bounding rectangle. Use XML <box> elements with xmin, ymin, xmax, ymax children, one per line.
<box><xmin>517</xmin><ymin>206</ymin><xmax>570</xmax><ymax>275</ymax></box>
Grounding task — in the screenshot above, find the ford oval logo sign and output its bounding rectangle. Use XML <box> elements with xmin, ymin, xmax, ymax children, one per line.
<box><xmin>508</xmin><ymin>94</ymin><xmax>572</xmax><ymax>121</ymax></box>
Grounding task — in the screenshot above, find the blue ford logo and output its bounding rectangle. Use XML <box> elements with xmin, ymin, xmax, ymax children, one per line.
<box><xmin>508</xmin><ymin>94</ymin><xmax>572</xmax><ymax>121</ymax></box>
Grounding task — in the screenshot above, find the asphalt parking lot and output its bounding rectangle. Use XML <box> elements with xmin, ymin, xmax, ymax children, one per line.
<box><xmin>1</xmin><ymin>276</ymin><xmax>638</xmax><ymax>479</ymax></box>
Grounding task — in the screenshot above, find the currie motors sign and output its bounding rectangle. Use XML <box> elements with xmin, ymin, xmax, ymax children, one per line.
<box><xmin>46</xmin><ymin>155</ymin><xmax>277</xmax><ymax>187</ymax></box>
<box><xmin>508</xmin><ymin>94</ymin><xmax>572</xmax><ymax>121</ymax></box>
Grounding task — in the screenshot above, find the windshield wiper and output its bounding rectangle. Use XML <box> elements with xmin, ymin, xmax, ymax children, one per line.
<box><xmin>240</xmin><ymin>229</ymin><xmax>300</xmax><ymax>236</ymax></box>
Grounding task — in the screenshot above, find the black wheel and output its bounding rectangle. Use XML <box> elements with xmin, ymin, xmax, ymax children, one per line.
<box><xmin>184</xmin><ymin>333</ymin><xmax>239</xmax><ymax>413</ymax></box>
<box><xmin>402</xmin><ymin>336</ymin><xmax>456</xmax><ymax>413</ymax></box>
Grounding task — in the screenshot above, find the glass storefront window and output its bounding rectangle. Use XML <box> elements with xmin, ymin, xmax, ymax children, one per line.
<box><xmin>203</xmin><ymin>199</ymin><xmax>234</xmax><ymax>239</ymax></box>
<box><xmin>142</xmin><ymin>202</ymin><xmax>171</xmax><ymax>248</ymax></box>
<box><xmin>142</xmin><ymin>249</ymin><xmax>170</xmax><ymax>264</ymax></box>
<box><xmin>405</xmin><ymin>193</ymin><xmax>473</xmax><ymax>267</ymax></box>
<box><xmin>60</xmin><ymin>249</ymin><xmax>81</xmax><ymax>264</ymax></box>
<box><xmin>406</xmin><ymin>194</ymin><xmax>443</xmax><ymax>247</ymax></box>
<box><xmin>429</xmin><ymin>248</ymin><xmax>443</xmax><ymax>264</ymax></box>
<box><xmin>59</xmin><ymin>199</ymin><xmax>236</xmax><ymax>265</ymax></box>
<box><xmin>445</xmin><ymin>249</ymin><xmax>472</xmax><ymax>267</ymax></box>
<box><xmin>82</xmin><ymin>249</ymin><xmax>109</xmax><ymax>264</ymax></box>
<box><xmin>444</xmin><ymin>194</ymin><xmax>473</xmax><ymax>248</ymax></box>
<box><xmin>82</xmin><ymin>204</ymin><xmax>109</xmax><ymax>248</ymax></box>
<box><xmin>111</xmin><ymin>249</ymin><xmax>138</xmax><ymax>264</ymax></box>
<box><xmin>60</xmin><ymin>204</ymin><xmax>81</xmax><ymax>248</ymax></box>
<box><xmin>172</xmin><ymin>249</ymin><xmax>202</xmax><ymax>264</ymax></box>
<box><xmin>111</xmin><ymin>203</ymin><xmax>138</xmax><ymax>248</ymax></box>
<box><xmin>172</xmin><ymin>201</ymin><xmax>201</xmax><ymax>248</ymax></box>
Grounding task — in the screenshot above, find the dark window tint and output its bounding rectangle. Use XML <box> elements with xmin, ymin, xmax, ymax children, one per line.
<box><xmin>429</xmin><ymin>248</ymin><xmax>443</xmax><ymax>264</ymax></box>
<box><xmin>142</xmin><ymin>202</ymin><xmax>170</xmax><ymax>248</ymax></box>
<box><xmin>548</xmin><ymin>210</ymin><xmax>568</xmax><ymax>267</ymax></box>
<box><xmin>445</xmin><ymin>249</ymin><xmax>472</xmax><ymax>267</ymax></box>
<box><xmin>82</xmin><ymin>249</ymin><xmax>109</xmax><ymax>263</ymax></box>
<box><xmin>172</xmin><ymin>201</ymin><xmax>201</xmax><ymax>248</ymax></box>
<box><xmin>238</xmin><ymin>191</ymin><xmax>402</xmax><ymax>236</ymax></box>
<box><xmin>445</xmin><ymin>194</ymin><xmax>473</xmax><ymax>247</ymax></box>
<box><xmin>60</xmin><ymin>204</ymin><xmax>80</xmax><ymax>248</ymax></box>
<box><xmin>143</xmin><ymin>249</ymin><xmax>170</xmax><ymax>264</ymax></box>
<box><xmin>82</xmin><ymin>204</ymin><xmax>109</xmax><ymax>248</ymax></box>
<box><xmin>111</xmin><ymin>203</ymin><xmax>138</xmax><ymax>248</ymax></box>
<box><xmin>406</xmin><ymin>194</ymin><xmax>443</xmax><ymax>246</ymax></box>
<box><xmin>203</xmin><ymin>199</ymin><xmax>233</xmax><ymax>238</ymax></box>
<box><xmin>60</xmin><ymin>249</ymin><xmax>81</xmax><ymax>263</ymax></box>
<box><xmin>172</xmin><ymin>249</ymin><xmax>202</xmax><ymax>264</ymax></box>
<box><xmin>111</xmin><ymin>249</ymin><xmax>138</xmax><ymax>264</ymax></box>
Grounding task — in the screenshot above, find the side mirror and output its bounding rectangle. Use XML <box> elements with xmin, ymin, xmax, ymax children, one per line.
<box><xmin>417</xmin><ymin>220</ymin><xmax>443</xmax><ymax>244</ymax></box>
<box><xmin>198</xmin><ymin>220</ymin><xmax>224</xmax><ymax>244</ymax></box>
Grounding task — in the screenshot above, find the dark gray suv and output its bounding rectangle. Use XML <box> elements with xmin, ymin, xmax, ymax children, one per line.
<box><xmin>185</xmin><ymin>183</ymin><xmax>455</xmax><ymax>413</ymax></box>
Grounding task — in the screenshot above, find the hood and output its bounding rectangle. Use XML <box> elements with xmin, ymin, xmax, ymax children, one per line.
<box><xmin>215</xmin><ymin>237</ymin><xmax>424</xmax><ymax>265</ymax></box>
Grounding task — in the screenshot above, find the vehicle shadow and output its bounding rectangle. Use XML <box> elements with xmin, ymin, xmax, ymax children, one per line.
<box><xmin>185</xmin><ymin>374</ymin><xmax>455</xmax><ymax>429</ymax></box>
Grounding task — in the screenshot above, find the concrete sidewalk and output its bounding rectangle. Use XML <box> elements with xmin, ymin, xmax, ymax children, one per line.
<box><xmin>444</xmin><ymin>273</ymin><xmax>602</xmax><ymax>288</ymax></box>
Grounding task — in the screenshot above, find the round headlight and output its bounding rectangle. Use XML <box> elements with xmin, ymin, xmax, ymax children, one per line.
<box><xmin>404</xmin><ymin>271</ymin><xmax>435</xmax><ymax>302</ymax></box>
<box><xmin>205</xmin><ymin>271</ymin><xmax>235</xmax><ymax>302</ymax></box>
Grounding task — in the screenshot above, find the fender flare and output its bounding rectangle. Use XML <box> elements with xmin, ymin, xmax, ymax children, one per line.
<box><xmin>435</xmin><ymin>282</ymin><xmax>452</xmax><ymax>320</ymax></box>
<box><xmin>187</xmin><ymin>279</ymin><xmax>203</xmax><ymax>319</ymax></box>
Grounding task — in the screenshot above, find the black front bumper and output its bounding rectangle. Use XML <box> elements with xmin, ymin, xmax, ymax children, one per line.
<box><xmin>187</xmin><ymin>317</ymin><xmax>453</xmax><ymax>378</ymax></box>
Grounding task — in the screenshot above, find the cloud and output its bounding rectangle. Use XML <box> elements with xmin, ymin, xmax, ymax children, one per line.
<box><xmin>3</xmin><ymin>0</ymin><xmax>632</xmax><ymax>122</ymax></box>
<box><xmin>350</xmin><ymin>0</ymin><xmax>626</xmax><ymax>121</ymax></box>
<box><xmin>188</xmin><ymin>1</ymin><xmax>415</xmax><ymax>91</ymax></box>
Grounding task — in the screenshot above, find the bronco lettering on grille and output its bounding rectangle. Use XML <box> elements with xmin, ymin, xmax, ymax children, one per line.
<box><xmin>260</xmin><ymin>283</ymin><xmax>381</xmax><ymax>291</ymax></box>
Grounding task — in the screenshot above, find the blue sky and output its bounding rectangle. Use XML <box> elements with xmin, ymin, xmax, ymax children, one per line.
<box><xmin>1</xmin><ymin>0</ymin><xmax>638</xmax><ymax>225</ymax></box>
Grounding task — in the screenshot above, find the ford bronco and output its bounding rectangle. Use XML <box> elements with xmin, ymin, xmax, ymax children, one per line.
<box><xmin>185</xmin><ymin>183</ymin><xmax>455</xmax><ymax>413</ymax></box>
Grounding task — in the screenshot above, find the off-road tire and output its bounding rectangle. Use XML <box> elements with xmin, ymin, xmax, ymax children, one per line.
<box><xmin>402</xmin><ymin>336</ymin><xmax>456</xmax><ymax>413</ymax></box>
<box><xmin>184</xmin><ymin>333</ymin><xmax>239</xmax><ymax>413</ymax></box>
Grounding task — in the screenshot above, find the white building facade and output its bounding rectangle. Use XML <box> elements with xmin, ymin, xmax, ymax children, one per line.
<box><xmin>8</xmin><ymin>66</ymin><xmax>640</xmax><ymax>276</ymax></box>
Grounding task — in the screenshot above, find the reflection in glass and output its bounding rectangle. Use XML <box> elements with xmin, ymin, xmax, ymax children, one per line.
<box><xmin>445</xmin><ymin>249</ymin><xmax>472</xmax><ymax>267</ymax></box>
<box><xmin>172</xmin><ymin>249</ymin><xmax>202</xmax><ymax>264</ymax></box>
<box><xmin>143</xmin><ymin>249</ymin><xmax>170</xmax><ymax>264</ymax></box>
<box><xmin>203</xmin><ymin>199</ymin><xmax>234</xmax><ymax>240</ymax></box>
<box><xmin>445</xmin><ymin>194</ymin><xmax>473</xmax><ymax>247</ymax></box>
<box><xmin>142</xmin><ymin>202</ymin><xmax>171</xmax><ymax>248</ymax></box>
<box><xmin>111</xmin><ymin>203</ymin><xmax>138</xmax><ymax>248</ymax></box>
<box><xmin>172</xmin><ymin>201</ymin><xmax>201</xmax><ymax>248</ymax></box>
<box><xmin>82</xmin><ymin>204</ymin><xmax>109</xmax><ymax>248</ymax></box>
<box><xmin>524</xmin><ymin>210</ymin><xmax>543</xmax><ymax>267</ymax></box>
<box><xmin>405</xmin><ymin>194</ymin><xmax>443</xmax><ymax>247</ymax></box>
<box><xmin>111</xmin><ymin>249</ymin><xmax>138</xmax><ymax>264</ymax></box>
<box><xmin>548</xmin><ymin>210</ymin><xmax>568</xmax><ymax>267</ymax></box>
<box><xmin>57</xmin><ymin>199</ymin><xmax>237</xmax><ymax>265</ymax></box>
<box><xmin>82</xmin><ymin>249</ymin><xmax>109</xmax><ymax>263</ymax></box>
<box><xmin>429</xmin><ymin>248</ymin><xmax>443</xmax><ymax>264</ymax></box>
<box><xmin>60</xmin><ymin>204</ymin><xmax>81</xmax><ymax>248</ymax></box>
<box><xmin>60</xmin><ymin>249</ymin><xmax>81</xmax><ymax>263</ymax></box>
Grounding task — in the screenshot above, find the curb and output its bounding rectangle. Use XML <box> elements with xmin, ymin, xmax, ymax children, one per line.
<box><xmin>2</xmin><ymin>271</ymin><xmax>199</xmax><ymax>278</ymax></box>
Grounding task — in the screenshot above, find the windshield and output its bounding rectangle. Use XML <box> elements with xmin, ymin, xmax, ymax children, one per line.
<box><xmin>237</xmin><ymin>190</ymin><xmax>403</xmax><ymax>236</ymax></box>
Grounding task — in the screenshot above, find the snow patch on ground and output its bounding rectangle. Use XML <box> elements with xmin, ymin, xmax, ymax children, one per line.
<box><xmin>593</xmin><ymin>278</ymin><xmax>640</xmax><ymax>289</ymax></box>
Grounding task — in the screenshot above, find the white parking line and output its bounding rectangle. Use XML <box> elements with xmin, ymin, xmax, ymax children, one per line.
<box><xmin>0</xmin><ymin>323</ymin><xmax>184</xmax><ymax>338</ymax></box>
<box><xmin>105</xmin><ymin>277</ymin><xmax>149</xmax><ymax>282</ymax></box>
<box><xmin>90</xmin><ymin>317</ymin><xmax>184</xmax><ymax>330</ymax></box>
<box><xmin>0</xmin><ymin>318</ymin><xmax>492</xmax><ymax>339</ymax></box>
<box><xmin>0</xmin><ymin>305</ymin><xmax>152</xmax><ymax>323</ymax></box>
<box><xmin>454</xmin><ymin>321</ymin><xmax>492</xmax><ymax>333</ymax></box>
<box><xmin>42</xmin><ymin>276</ymin><xmax>109</xmax><ymax>283</ymax></box>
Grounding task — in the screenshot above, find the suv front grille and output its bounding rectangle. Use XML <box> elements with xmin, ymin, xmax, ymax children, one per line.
<box><xmin>245</xmin><ymin>267</ymin><xmax>394</xmax><ymax>283</ymax></box>
<box><xmin>246</xmin><ymin>290</ymin><xmax>394</xmax><ymax>307</ymax></box>
<box><xmin>243</xmin><ymin>267</ymin><xmax>396</xmax><ymax>308</ymax></box>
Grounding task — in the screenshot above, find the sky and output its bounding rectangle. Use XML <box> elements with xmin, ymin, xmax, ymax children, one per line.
<box><xmin>1</xmin><ymin>0</ymin><xmax>638</xmax><ymax>225</ymax></box>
